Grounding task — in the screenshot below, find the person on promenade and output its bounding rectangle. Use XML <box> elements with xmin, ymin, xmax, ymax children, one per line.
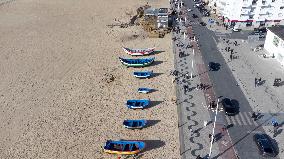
<box><xmin>254</xmin><ymin>78</ymin><xmax>258</xmax><ymax>87</ymax></box>
<box><xmin>196</xmin><ymin>155</ymin><xmax>203</xmax><ymax>159</ymax></box>
<box><xmin>252</xmin><ymin>112</ymin><xmax>258</xmax><ymax>121</ymax></box>
<box><xmin>229</xmin><ymin>54</ymin><xmax>233</xmax><ymax>61</ymax></box>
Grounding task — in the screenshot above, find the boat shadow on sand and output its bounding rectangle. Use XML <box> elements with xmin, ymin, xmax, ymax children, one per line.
<box><xmin>150</xmin><ymin>72</ymin><xmax>163</xmax><ymax>78</ymax></box>
<box><xmin>145</xmin><ymin>120</ymin><xmax>161</xmax><ymax>128</ymax></box>
<box><xmin>151</xmin><ymin>50</ymin><xmax>165</xmax><ymax>55</ymax></box>
<box><xmin>142</xmin><ymin>140</ymin><xmax>166</xmax><ymax>152</ymax></box>
<box><xmin>145</xmin><ymin>101</ymin><xmax>163</xmax><ymax>109</ymax></box>
<box><xmin>150</xmin><ymin>60</ymin><xmax>163</xmax><ymax>67</ymax></box>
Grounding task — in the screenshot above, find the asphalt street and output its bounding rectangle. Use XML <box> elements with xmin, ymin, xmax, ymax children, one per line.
<box><xmin>178</xmin><ymin>0</ymin><xmax>280</xmax><ymax>159</ymax></box>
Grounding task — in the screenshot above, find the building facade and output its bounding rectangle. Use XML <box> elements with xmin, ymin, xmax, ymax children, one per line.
<box><xmin>264</xmin><ymin>26</ymin><xmax>284</xmax><ymax>65</ymax></box>
<box><xmin>208</xmin><ymin>0</ymin><xmax>284</xmax><ymax>28</ymax></box>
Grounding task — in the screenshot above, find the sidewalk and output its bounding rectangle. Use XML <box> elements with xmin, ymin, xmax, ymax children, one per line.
<box><xmin>216</xmin><ymin>38</ymin><xmax>284</xmax><ymax>158</ymax></box>
<box><xmin>172</xmin><ymin>2</ymin><xmax>237</xmax><ymax>158</ymax></box>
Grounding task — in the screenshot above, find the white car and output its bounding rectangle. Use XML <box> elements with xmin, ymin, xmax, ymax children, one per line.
<box><xmin>187</xmin><ymin>9</ymin><xmax>192</xmax><ymax>12</ymax></box>
<box><xmin>232</xmin><ymin>28</ymin><xmax>241</xmax><ymax>32</ymax></box>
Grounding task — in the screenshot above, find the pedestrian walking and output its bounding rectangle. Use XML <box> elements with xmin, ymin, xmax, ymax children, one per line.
<box><xmin>259</xmin><ymin>77</ymin><xmax>262</xmax><ymax>84</ymax></box>
<box><xmin>200</xmin><ymin>83</ymin><xmax>204</xmax><ymax>90</ymax></box>
<box><xmin>230</xmin><ymin>54</ymin><xmax>233</xmax><ymax>61</ymax></box>
<box><xmin>196</xmin><ymin>155</ymin><xmax>202</xmax><ymax>159</ymax></box>
<box><xmin>254</xmin><ymin>78</ymin><xmax>258</xmax><ymax>87</ymax></box>
<box><xmin>212</xmin><ymin>101</ymin><xmax>216</xmax><ymax>108</ymax></box>
<box><xmin>209</xmin><ymin>134</ymin><xmax>212</xmax><ymax>141</ymax></box>
<box><xmin>204</xmin><ymin>120</ymin><xmax>208</xmax><ymax>127</ymax></box>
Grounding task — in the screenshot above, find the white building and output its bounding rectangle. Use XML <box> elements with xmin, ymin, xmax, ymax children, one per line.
<box><xmin>264</xmin><ymin>25</ymin><xmax>284</xmax><ymax>65</ymax></box>
<box><xmin>208</xmin><ymin>0</ymin><xmax>284</xmax><ymax>28</ymax></box>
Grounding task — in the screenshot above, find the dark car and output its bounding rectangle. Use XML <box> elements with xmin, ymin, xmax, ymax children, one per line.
<box><xmin>253</xmin><ymin>134</ymin><xmax>277</xmax><ymax>157</ymax></box>
<box><xmin>254</xmin><ymin>27</ymin><xmax>267</xmax><ymax>33</ymax></box>
<box><xmin>192</xmin><ymin>14</ymin><xmax>198</xmax><ymax>18</ymax></box>
<box><xmin>200</xmin><ymin>22</ymin><xmax>206</xmax><ymax>26</ymax></box>
<box><xmin>208</xmin><ymin>62</ymin><xmax>220</xmax><ymax>71</ymax></box>
<box><xmin>251</xmin><ymin>32</ymin><xmax>266</xmax><ymax>38</ymax></box>
<box><xmin>221</xmin><ymin>98</ymin><xmax>238</xmax><ymax>116</ymax></box>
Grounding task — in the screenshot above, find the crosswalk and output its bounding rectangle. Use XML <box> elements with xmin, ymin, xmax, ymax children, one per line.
<box><xmin>215</xmin><ymin>31</ymin><xmax>227</xmax><ymax>38</ymax></box>
<box><xmin>225</xmin><ymin>112</ymin><xmax>259</xmax><ymax>126</ymax></box>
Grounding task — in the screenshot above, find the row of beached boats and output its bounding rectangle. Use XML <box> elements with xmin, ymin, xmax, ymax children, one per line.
<box><xmin>103</xmin><ymin>47</ymin><xmax>158</xmax><ymax>156</ymax></box>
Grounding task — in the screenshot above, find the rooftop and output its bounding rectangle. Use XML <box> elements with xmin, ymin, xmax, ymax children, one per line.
<box><xmin>268</xmin><ymin>25</ymin><xmax>284</xmax><ymax>40</ymax></box>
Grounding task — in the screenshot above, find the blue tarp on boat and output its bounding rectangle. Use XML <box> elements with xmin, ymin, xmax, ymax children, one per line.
<box><xmin>119</xmin><ymin>57</ymin><xmax>155</xmax><ymax>67</ymax></box>
<box><xmin>103</xmin><ymin>140</ymin><xmax>145</xmax><ymax>155</ymax></box>
<box><xmin>133</xmin><ymin>71</ymin><xmax>153</xmax><ymax>78</ymax></box>
<box><xmin>126</xmin><ymin>99</ymin><xmax>150</xmax><ymax>109</ymax></box>
<box><xmin>123</xmin><ymin>119</ymin><xmax>147</xmax><ymax>129</ymax></box>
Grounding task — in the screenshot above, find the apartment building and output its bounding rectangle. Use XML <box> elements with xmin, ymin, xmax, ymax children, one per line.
<box><xmin>264</xmin><ymin>26</ymin><xmax>284</xmax><ymax>65</ymax></box>
<box><xmin>208</xmin><ymin>0</ymin><xmax>284</xmax><ymax>28</ymax></box>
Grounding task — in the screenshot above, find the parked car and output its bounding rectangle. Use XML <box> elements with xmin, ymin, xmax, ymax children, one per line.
<box><xmin>252</xmin><ymin>32</ymin><xmax>266</xmax><ymax>38</ymax></box>
<box><xmin>254</xmin><ymin>27</ymin><xmax>267</xmax><ymax>33</ymax></box>
<box><xmin>200</xmin><ymin>22</ymin><xmax>206</xmax><ymax>26</ymax></box>
<box><xmin>221</xmin><ymin>98</ymin><xmax>238</xmax><ymax>116</ymax></box>
<box><xmin>192</xmin><ymin>14</ymin><xmax>198</xmax><ymax>18</ymax></box>
<box><xmin>232</xmin><ymin>28</ymin><xmax>241</xmax><ymax>32</ymax></box>
<box><xmin>208</xmin><ymin>62</ymin><xmax>220</xmax><ymax>71</ymax></box>
<box><xmin>253</xmin><ymin>134</ymin><xmax>277</xmax><ymax>157</ymax></box>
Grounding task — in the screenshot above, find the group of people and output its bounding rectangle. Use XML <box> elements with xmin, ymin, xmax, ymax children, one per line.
<box><xmin>196</xmin><ymin>83</ymin><xmax>210</xmax><ymax>90</ymax></box>
<box><xmin>223</xmin><ymin>39</ymin><xmax>239</xmax><ymax>61</ymax></box>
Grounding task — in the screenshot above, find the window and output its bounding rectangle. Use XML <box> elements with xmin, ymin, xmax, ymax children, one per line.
<box><xmin>273</xmin><ymin>36</ymin><xmax>280</xmax><ymax>47</ymax></box>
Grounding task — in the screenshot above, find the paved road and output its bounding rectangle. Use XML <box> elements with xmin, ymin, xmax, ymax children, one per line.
<box><xmin>180</xmin><ymin>0</ymin><xmax>280</xmax><ymax>159</ymax></box>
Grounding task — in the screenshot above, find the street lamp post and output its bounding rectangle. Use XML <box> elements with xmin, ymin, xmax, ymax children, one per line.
<box><xmin>191</xmin><ymin>49</ymin><xmax>194</xmax><ymax>79</ymax></box>
<box><xmin>209</xmin><ymin>98</ymin><xmax>220</xmax><ymax>158</ymax></box>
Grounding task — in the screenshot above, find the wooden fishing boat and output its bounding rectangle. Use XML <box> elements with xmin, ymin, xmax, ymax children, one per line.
<box><xmin>103</xmin><ymin>140</ymin><xmax>145</xmax><ymax>155</ymax></box>
<box><xmin>123</xmin><ymin>119</ymin><xmax>147</xmax><ymax>129</ymax></box>
<box><xmin>138</xmin><ymin>88</ymin><xmax>152</xmax><ymax>93</ymax></box>
<box><xmin>122</xmin><ymin>47</ymin><xmax>155</xmax><ymax>56</ymax></box>
<box><xmin>133</xmin><ymin>71</ymin><xmax>153</xmax><ymax>78</ymax></box>
<box><xmin>119</xmin><ymin>57</ymin><xmax>155</xmax><ymax>67</ymax></box>
<box><xmin>126</xmin><ymin>99</ymin><xmax>150</xmax><ymax>109</ymax></box>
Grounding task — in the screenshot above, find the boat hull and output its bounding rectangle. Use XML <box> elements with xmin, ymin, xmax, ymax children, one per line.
<box><xmin>133</xmin><ymin>71</ymin><xmax>153</xmax><ymax>78</ymax></box>
<box><xmin>122</xmin><ymin>47</ymin><xmax>155</xmax><ymax>56</ymax></box>
<box><xmin>123</xmin><ymin>120</ymin><xmax>147</xmax><ymax>129</ymax></box>
<box><xmin>138</xmin><ymin>88</ymin><xmax>151</xmax><ymax>93</ymax></box>
<box><xmin>103</xmin><ymin>140</ymin><xmax>145</xmax><ymax>155</ymax></box>
<box><xmin>119</xmin><ymin>57</ymin><xmax>155</xmax><ymax>67</ymax></box>
<box><xmin>126</xmin><ymin>99</ymin><xmax>150</xmax><ymax>109</ymax></box>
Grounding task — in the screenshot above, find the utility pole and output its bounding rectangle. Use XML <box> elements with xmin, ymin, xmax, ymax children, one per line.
<box><xmin>209</xmin><ymin>98</ymin><xmax>220</xmax><ymax>158</ymax></box>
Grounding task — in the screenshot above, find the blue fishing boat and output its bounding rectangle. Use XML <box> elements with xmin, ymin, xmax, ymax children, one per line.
<box><xmin>133</xmin><ymin>71</ymin><xmax>153</xmax><ymax>78</ymax></box>
<box><xmin>126</xmin><ymin>99</ymin><xmax>150</xmax><ymax>109</ymax></box>
<box><xmin>123</xmin><ymin>119</ymin><xmax>147</xmax><ymax>129</ymax></box>
<box><xmin>103</xmin><ymin>140</ymin><xmax>145</xmax><ymax>155</ymax></box>
<box><xmin>138</xmin><ymin>88</ymin><xmax>152</xmax><ymax>93</ymax></box>
<box><xmin>119</xmin><ymin>57</ymin><xmax>155</xmax><ymax>67</ymax></box>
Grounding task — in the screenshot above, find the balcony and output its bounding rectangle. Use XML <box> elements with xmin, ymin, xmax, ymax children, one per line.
<box><xmin>259</xmin><ymin>11</ymin><xmax>269</xmax><ymax>15</ymax></box>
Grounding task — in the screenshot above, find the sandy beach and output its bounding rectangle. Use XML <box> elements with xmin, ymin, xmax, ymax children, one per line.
<box><xmin>0</xmin><ymin>0</ymin><xmax>179</xmax><ymax>158</ymax></box>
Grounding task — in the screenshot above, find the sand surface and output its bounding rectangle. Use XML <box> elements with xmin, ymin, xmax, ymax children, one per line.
<box><xmin>0</xmin><ymin>0</ymin><xmax>179</xmax><ymax>158</ymax></box>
